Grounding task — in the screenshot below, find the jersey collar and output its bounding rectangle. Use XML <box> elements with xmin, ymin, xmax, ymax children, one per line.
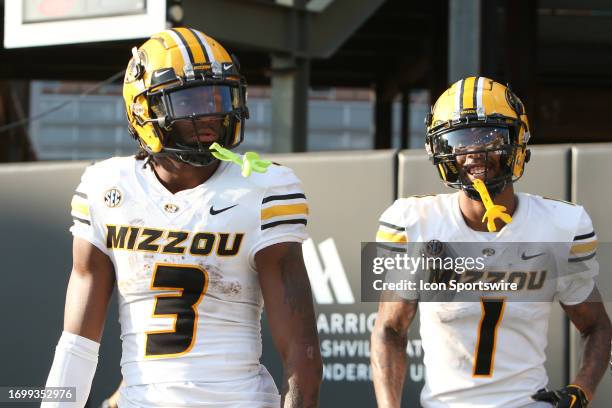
<box><xmin>451</xmin><ymin>192</ymin><xmax>529</xmax><ymax>241</ymax></box>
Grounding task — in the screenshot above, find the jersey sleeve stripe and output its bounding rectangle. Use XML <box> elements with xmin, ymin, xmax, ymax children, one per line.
<box><xmin>262</xmin><ymin>193</ymin><xmax>306</xmax><ymax>204</ymax></box>
<box><xmin>570</xmin><ymin>240</ymin><xmax>598</xmax><ymax>255</ymax></box>
<box><xmin>71</xmin><ymin>196</ymin><xmax>90</xmax><ymax>217</ymax></box>
<box><xmin>376</xmin><ymin>243</ymin><xmax>406</xmax><ymax>253</ymax></box>
<box><xmin>378</xmin><ymin>221</ymin><xmax>405</xmax><ymax>231</ymax></box>
<box><xmin>568</xmin><ymin>252</ymin><xmax>596</xmax><ymax>263</ymax></box>
<box><xmin>261</xmin><ymin>203</ymin><xmax>309</xmax><ymax>220</ymax></box>
<box><xmin>74</xmin><ymin>191</ymin><xmax>88</xmax><ymax>199</ymax></box>
<box><xmin>261</xmin><ymin>218</ymin><xmax>307</xmax><ymax>230</ymax></box>
<box><xmin>376</xmin><ymin>230</ymin><xmax>408</xmax><ymax>243</ymax></box>
<box><xmin>72</xmin><ymin>216</ymin><xmax>91</xmax><ymax>226</ymax></box>
<box><xmin>574</xmin><ymin>231</ymin><xmax>595</xmax><ymax>241</ymax></box>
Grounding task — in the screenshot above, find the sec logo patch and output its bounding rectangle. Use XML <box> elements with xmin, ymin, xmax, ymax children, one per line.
<box><xmin>104</xmin><ymin>188</ymin><xmax>122</xmax><ymax>208</ymax></box>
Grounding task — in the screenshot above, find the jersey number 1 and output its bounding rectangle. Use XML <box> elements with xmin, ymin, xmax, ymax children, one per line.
<box><xmin>473</xmin><ymin>298</ymin><xmax>506</xmax><ymax>377</ymax></box>
<box><xmin>145</xmin><ymin>263</ymin><xmax>209</xmax><ymax>358</ymax></box>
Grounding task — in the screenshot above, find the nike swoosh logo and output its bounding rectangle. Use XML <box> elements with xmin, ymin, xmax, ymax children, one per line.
<box><xmin>521</xmin><ymin>252</ymin><xmax>545</xmax><ymax>260</ymax></box>
<box><xmin>223</xmin><ymin>63</ymin><xmax>233</xmax><ymax>71</ymax></box>
<box><xmin>153</xmin><ymin>69</ymin><xmax>171</xmax><ymax>78</ymax></box>
<box><xmin>209</xmin><ymin>204</ymin><xmax>238</xmax><ymax>215</ymax></box>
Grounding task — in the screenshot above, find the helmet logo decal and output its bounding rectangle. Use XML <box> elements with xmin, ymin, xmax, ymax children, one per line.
<box><xmin>150</xmin><ymin>68</ymin><xmax>177</xmax><ymax>86</ymax></box>
<box><xmin>125</xmin><ymin>47</ymin><xmax>147</xmax><ymax>84</ymax></box>
<box><xmin>104</xmin><ymin>188</ymin><xmax>123</xmax><ymax>208</ymax></box>
<box><xmin>505</xmin><ymin>88</ymin><xmax>523</xmax><ymax>116</ymax></box>
<box><xmin>153</xmin><ymin>69</ymin><xmax>171</xmax><ymax>78</ymax></box>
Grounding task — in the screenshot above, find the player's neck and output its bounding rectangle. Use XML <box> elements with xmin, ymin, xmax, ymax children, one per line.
<box><xmin>459</xmin><ymin>185</ymin><xmax>517</xmax><ymax>232</ymax></box>
<box><xmin>150</xmin><ymin>157</ymin><xmax>220</xmax><ymax>194</ymax></box>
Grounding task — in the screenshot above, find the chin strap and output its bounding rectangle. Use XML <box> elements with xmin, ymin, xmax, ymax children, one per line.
<box><xmin>471</xmin><ymin>179</ymin><xmax>512</xmax><ymax>232</ymax></box>
<box><xmin>209</xmin><ymin>142</ymin><xmax>272</xmax><ymax>177</ymax></box>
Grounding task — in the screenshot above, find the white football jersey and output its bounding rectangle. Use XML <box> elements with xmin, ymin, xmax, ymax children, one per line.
<box><xmin>70</xmin><ymin>156</ymin><xmax>309</xmax><ymax>406</ymax></box>
<box><xmin>377</xmin><ymin>192</ymin><xmax>598</xmax><ymax>408</ymax></box>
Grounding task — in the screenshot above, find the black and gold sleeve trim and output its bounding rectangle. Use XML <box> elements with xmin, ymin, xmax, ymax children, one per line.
<box><xmin>72</xmin><ymin>216</ymin><xmax>91</xmax><ymax>226</ymax></box>
<box><xmin>574</xmin><ymin>231</ymin><xmax>595</xmax><ymax>241</ymax></box>
<box><xmin>262</xmin><ymin>193</ymin><xmax>306</xmax><ymax>204</ymax></box>
<box><xmin>261</xmin><ymin>218</ymin><xmax>307</xmax><ymax>230</ymax></box>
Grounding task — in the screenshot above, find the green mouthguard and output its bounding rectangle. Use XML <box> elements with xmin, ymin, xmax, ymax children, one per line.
<box><xmin>209</xmin><ymin>142</ymin><xmax>272</xmax><ymax>177</ymax></box>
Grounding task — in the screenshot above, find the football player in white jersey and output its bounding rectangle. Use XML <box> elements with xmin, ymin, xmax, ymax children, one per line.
<box><xmin>371</xmin><ymin>77</ymin><xmax>611</xmax><ymax>407</ymax></box>
<box><xmin>43</xmin><ymin>27</ymin><xmax>322</xmax><ymax>408</ymax></box>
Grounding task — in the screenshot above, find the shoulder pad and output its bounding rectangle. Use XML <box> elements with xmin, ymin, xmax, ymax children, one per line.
<box><xmin>529</xmin><ymin>194</ymin><xmax>585</xmax><ymax>236</ymax></box>
<box><xmin>81</xmin><ymin>156</ymin><xmax>133</xmax><ymax>193</ymax></box>
<box><xmin>542</xmin><ymin>196</ymin><xmax>576</xmax><ymax>206</ymax></box>
<box><xmin>407</xmin><ymin>193</ymin><xmax>439</xmax><ymax>199</ymax></box>
<box><xmin>379</xmin><ymin>198</ymin><xmax>420</xmax><ymax>229</ymax></box>
<box><xmin>243</xmin><ymin>163</ymin><xmax>302</xmax><ymax>189</ymax></box>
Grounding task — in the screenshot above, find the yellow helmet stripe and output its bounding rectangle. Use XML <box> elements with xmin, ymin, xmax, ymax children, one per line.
<box><xmin>173</xmin><ymin>28</ymin><xmax>206</xmax><ymax>64</ymax></box>
<box><xmin>166</xmin><ymin>29</ymin><xmax>193</xmax><ymax>65</ymax></box>
<box><xmin>186</xmin><ymin>28</ymin><xmax>211</xmax><ymax>63</ymax></box>
<box><xmin>462</xmin><ymin>76</ymin><xmax>477</xmax><ymax>110</ymax></box>
<box><xmin>192</xmin><ymin>30</ymin><xmax>217</xmax><ymax>63</ymax></box>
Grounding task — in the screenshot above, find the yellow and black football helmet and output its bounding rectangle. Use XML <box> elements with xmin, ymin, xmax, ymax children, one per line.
<box><xmin>425</xmin><ymin>77</ymin><xmax>531</xmax><ymax>199</ymax></box>
<box><xmin>123</xmin><ymin>27</ymin><xmax>248</xmax><ymax>166</ymax></box>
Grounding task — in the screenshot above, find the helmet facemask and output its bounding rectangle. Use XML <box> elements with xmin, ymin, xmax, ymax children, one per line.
<box><xmin>147</xmin><ymin>81</ymin><xmax>246</xmax><ymax>167</ymax></box>
<box><xmin>427</xmin><ymin>125</ymin><xmax>522</xmax><ymax>200</ymax></box>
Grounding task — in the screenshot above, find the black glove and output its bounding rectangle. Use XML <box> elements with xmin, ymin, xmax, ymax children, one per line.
<box><xmin>532</xmin><ymin>385</ymin><xmax>589</xmax><ymax>408</ymax></box>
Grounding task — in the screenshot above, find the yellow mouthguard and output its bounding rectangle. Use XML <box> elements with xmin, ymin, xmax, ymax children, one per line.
<box><xmin>471</xmin><ymin>179</ymin><xmax>512</xmax><ymax>232</ymax></box>
<box><xmin>209</xmin><ymin>143</ymin><xmax>272</xmax><ymax>177</ymax></box>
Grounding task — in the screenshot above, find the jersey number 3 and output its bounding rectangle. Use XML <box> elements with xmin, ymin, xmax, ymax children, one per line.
<box><xmin>473</xmin><ymin>298</ymin><xmax>506</xmax><ymax>377</ymax></box>
<box><xmin>145</xmin><ymin>263</ymin><xmax>209</xmax><ymax>358</ymax></box>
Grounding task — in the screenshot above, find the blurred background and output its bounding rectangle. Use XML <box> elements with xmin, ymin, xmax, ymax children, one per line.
<box><xmin>1</xmin><ymin>1</ymin><xmax>611</xmax><ymax>407</ymax></box>
<box><xmin>2</xmin><ymin>0</ymin><xmax>612</xmax><ymax>162</ymax></box>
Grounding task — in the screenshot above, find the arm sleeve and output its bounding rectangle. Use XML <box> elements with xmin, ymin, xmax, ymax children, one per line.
<box><xmin>557</xmin><ymin>207</ymin><xmax>598</xmax><ymax>305</ymax></box>
<box><xmin>69</xmin><ymin>167</ymin><xmax>109</xmax><ymax>256</ymax></box>
<box><xmin>42</xmin><ymin>331</ymin><xmax>99</xmax><ymax>408</ymax></box>
<box><xmin>249</xmin><ymin>178</ymin><xmax>309</xmax><ymax>266</ymax></box>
